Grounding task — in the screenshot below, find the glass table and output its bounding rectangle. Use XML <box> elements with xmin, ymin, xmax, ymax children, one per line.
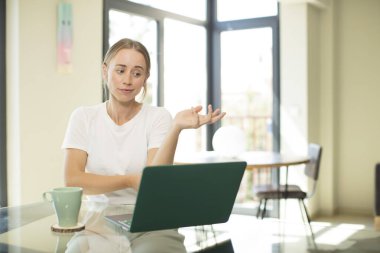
<box><xmin>175</xmin><ymin>151</ymin><xmax>310</xmax><ymax>170</ymax></box>
<box><xmin>0</xmin><ymin>200</ymin><xmax>232</xmax><ymax>253</ymax></box>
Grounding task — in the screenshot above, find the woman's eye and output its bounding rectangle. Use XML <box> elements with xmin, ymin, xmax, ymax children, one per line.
<box><xmin>116</xmin><ymin>68</ymin><xmax>125</xmax><ymax>74</ymax></box>
<box><xmin>132</xmin><ymin>71</ymin><xmax>142</xmax><ymax>77</ymax></box>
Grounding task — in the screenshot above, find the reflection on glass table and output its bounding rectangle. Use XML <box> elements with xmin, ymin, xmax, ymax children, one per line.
<box><xmin>175</xmin><ymin>151</ymin><xmax>310</xmax><ymax>216</ymax></box>
<box><xmin>0</xmin><ymin>200</ymin><xmax>233</xmax><ymax>253</ymax></box>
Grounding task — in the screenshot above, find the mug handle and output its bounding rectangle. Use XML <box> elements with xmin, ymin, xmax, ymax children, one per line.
<box><xmin>42</xmin><ymin>191</ymin><xmax>53</xmax><ymax>202</ymax></box>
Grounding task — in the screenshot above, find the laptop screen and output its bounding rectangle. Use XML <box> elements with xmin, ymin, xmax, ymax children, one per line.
<box><xmin>129</xmin><ymin>161</ymin><xmax>247</xmax><ymax>232</ymax></box>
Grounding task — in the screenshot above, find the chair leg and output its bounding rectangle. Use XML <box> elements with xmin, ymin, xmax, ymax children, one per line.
<box><xmin>256</xmin><ymin>199</ymin><xmax>263</xmax><ymax>218</ymax></box>
<box><xmin>282</xmin><ymin>198</ymin><xmax>288</xmax><ymax>219</ymax></box>
<box><xmin>298</xmin><ymin>199</ymin><xmax>308</xmax><ymax>225</ymax></box>
<box><xmin>261</xmin><ymin>199</ymin><xmax>268</xmax><ymax>219</ymax></box>
<box><xmin>300</xmin><ymin>199</ymin><xmax>314</xmax><ymax>236</ymax></box>
<box><xmin>301</xmin><ymin>199</ymin><xmax>311</xmax><ymax>223</ymax></box>
<box><xmin>300</xmin><ymin>200</ymin><xmax>318</xmax><ymax>250</ymax></box>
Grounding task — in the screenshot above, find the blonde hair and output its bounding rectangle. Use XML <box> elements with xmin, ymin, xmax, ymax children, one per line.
<box><xmin>103</xmin><ymin>38</ymin><xmax>151</xmax><ymax>100</ymax></box>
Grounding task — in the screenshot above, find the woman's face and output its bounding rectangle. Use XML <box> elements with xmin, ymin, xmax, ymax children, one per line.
<box><xmin>103</xmin><ymin>49</ymin><xmax>148</xmax><ymax>104</ymax></box>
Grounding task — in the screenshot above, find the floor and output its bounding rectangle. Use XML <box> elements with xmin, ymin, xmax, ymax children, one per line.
<box><xmin>180</xmin><ymin>211</ymin><xmax>380</xmax><ymax>253</ymax></box>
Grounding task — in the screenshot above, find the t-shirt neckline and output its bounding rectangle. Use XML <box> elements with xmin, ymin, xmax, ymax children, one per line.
<box><xmin>103</xmin><ymin>102</ymin><xmax>145</xmax><ymax>129</ymax></box>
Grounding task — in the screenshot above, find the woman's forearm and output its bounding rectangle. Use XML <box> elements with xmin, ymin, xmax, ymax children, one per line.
<box><xmin>64</xmin><ymin>148</ymin><xmax>140</xmax><ymax>195</ymax></box>
<box><xmin>65</xmin><ymin>171</ymin><xmax>140</xmax><ymax>195</ymax></box>
<box><xmin>150</xmin><ymin>125</ymin><xmax>182</xmax><ymax>166</ymax></box>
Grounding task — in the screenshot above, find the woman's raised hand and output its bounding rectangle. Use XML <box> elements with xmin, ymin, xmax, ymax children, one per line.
<box><xmin>173</xmin><ymin>105</ymin><xmax>226</xmax><ymax>131</ymax></box>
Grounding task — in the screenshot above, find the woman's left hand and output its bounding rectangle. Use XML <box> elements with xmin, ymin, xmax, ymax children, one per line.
<box><xmin>173</xmin><ymin>104</ymin><xmax>226</xmax><ymax>130</ymax></box>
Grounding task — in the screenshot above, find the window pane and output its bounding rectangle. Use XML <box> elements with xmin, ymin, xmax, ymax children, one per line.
<box><xmin>129</xmin><ymin>0</ymin><xmax>206</xmax><ymax>21</ymax></box>
<box><xmin>108</xmin><ymin>10</ymin><xmax>158</xmax><ymax>105</ymax></box>
<box><xmin>164</xmin><ymin>19</ymin><xmax>207</xmax><ymax>153</ymax></box>
<box><xmin>217</xmin><ymin>0</ymin><xmax>278</xmax><ymax>21</ymax></box>
<box><xmin>221</xmin><ymin>28</ymin><xmax>273</xmax><ymax>151</ymax></box>
<box><xmin>221</xmin><ymin>28</ymin><xmax>274</xmax><ymax>207</ymax></box>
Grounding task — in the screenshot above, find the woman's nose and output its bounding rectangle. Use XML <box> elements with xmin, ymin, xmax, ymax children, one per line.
<box><xmin>122</xmin><ymin>72</ymin><xmax>132</xmax><ymax>85</ymax></box>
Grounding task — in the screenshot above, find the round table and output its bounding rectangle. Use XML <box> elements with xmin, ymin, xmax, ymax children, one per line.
<box><xmin>175</xmin><ymin>151</ymin><xmax>310</xmax><ymax>170</ymax></box>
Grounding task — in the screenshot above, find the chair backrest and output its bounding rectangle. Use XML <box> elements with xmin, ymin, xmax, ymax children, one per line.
<box><xmin>304</xmin><ymin>143</ymin><xmax>322</xmax><ymax>181</ymax></box>
<box><xmin>304</xmin><ymin>143</ymin><xmax>322</xmax><ymax>198</ymax></box>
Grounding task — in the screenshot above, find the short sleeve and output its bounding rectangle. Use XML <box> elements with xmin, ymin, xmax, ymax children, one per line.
<box><xmin>147</xmin><ymin>108</ymin><xmax>173</xmax><ymax>150</ymax></box>
<box><xmin>61</xmin><ymin>107</ymin><xmax>89</xmax><ymax>152</ymax></box>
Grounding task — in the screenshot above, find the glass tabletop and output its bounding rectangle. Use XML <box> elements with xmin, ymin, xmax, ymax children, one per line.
<box><xmin>175</xmin><ymin>151</ymin><xmax>310</xmax><ymax>170</ymax></box>
<box><xmin>0</xmin><ymin>200</ymin><xmax>232</xmax><ymax>253</ymax></box>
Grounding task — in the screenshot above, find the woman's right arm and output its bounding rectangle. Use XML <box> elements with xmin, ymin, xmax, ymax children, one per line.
<box><xmin>64</xmin><ymin>148</ymin><xmax>141</xmax><ymax>195</ymax></box>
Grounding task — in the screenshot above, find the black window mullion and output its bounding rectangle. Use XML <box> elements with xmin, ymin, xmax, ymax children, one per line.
<box><xmin>0</xmin><ymin>0</ymin><xmax>7</xmax><ymax>207</ymax></box>
<box><xmin>102</xmin><ymin>0</ymin><xmax>110</xmax><ymax>53</ymax></box>
<box><xmin>102</xmin><ymin>0</ymin><xmax>110</xmax><ymax>101</ymax></box>
<box><xmin>157</xmin><ymin>19</ymin><xmax>165</xmax><ymax>106</ymax></box>
<box><xmin>272</xmin><ymin>14</ymin><xmax>280</xmax><ymax>153</ymax></box>
<box><xmin>206</xmin><ymin>0</ymin><xmax>221</xmax><ymax>150</ymax></box>
<box><xmin>270</xmin><ymin>10</ymin><xmax>281</xmax><ymax>218</ymax></box>
<box><xmin>216</xmin><ymin>15</ymin><xmax>278</xmax><ymax>31</ymax></box>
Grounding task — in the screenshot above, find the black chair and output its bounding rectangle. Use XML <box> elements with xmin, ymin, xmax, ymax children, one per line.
<box><xmin>375</xmin><ymin>163</ymin><xmax>380</xmax><ymax>229</ymax></box>
<box><xmin>254</xmin><ymin>143</ymin><xmax>323</xmax><ymax>234</ymax></box>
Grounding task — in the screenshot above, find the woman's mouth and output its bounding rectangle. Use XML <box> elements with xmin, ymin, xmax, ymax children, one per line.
<box><xmin>118</xmin><ymin>88</ymin><xmax>133</xmax><ymax>94</ymax></box>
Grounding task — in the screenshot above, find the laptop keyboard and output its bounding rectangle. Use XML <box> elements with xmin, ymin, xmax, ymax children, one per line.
<box><xmin>120</xmin><ymin>219</ymin><xmax>132</xmax><ymax>228</ymax></box>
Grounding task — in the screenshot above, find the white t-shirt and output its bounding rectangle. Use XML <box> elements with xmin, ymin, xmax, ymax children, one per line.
<box><xmin>62</xmin><ymin>102</ymin><xmax>173</xmax><ymax>204</ymax></box>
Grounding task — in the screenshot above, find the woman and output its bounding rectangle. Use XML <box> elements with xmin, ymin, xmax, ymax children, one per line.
<box><xmin>62</xmin><ymin>38</ymin><xmax>225</xmax><ymax>204</ymax></box>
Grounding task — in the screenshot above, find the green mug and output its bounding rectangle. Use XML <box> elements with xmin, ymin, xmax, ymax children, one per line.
<box><xmin>43</xmin><ymin>187</ymin><xmax>83</xmax><ymax>227</ymax></box>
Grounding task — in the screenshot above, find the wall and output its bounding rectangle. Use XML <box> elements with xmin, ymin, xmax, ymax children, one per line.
<box><xmin>317</xmin><ymin>0</ymin><xmax>337</xmax><ymax>216</ymax></box>
<box><xmin>281</xmin><ymin>0</ymin><xmax>380</xmax><ymax>216</ymax></box>
<box><xmin>280</xmin><ymin>1</ymin><xmax>322</xmax><ymax>217</ymax></box>
<box><xmin>280</xmin><ymin>2</ymin><xmax>308</xmax><ymax>157</ymax></box>
<box><xmin>6</xmin><ymin>0</ymin><xmax>103</xmax><ymax>206</ymax></box>
<box><xmin>335</xmin><ymin>0</ymin><xmax>380</xmax><ymax>215</ymax></box>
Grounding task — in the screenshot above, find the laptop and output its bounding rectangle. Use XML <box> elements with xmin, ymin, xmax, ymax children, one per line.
<box><xmin>104</xmin><ymin>161</ymin><xmax>247</xmax><ymax>233</ymax></box>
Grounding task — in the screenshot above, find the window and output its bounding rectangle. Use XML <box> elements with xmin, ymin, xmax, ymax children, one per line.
<box><xmin>163</xmin><ymin>19</ymin><xmax>207</xmax><ymax>152</ymax></box>
<box><xmin>220</xmin><ymin>27</ymin><xmax>278</xmax><ymax>210</ymax></box>
<box><xmin>103</xmin><ymin>0</ymin><xmax>207</xmax><ymax>153</ymax></box>
<box><xmin>103</xmin><ymin>0</ymin><xmax>280</xmax><ymax>214</ymax></box>
<box><xmin>213</xmin><ymin>1</ymin><xmax>280</xmax><ymax>212</ymax></box>
<box><xmin>221</xmin><ymin>28</ymin><xmax>274</xmax><ymax>151</ymax></box>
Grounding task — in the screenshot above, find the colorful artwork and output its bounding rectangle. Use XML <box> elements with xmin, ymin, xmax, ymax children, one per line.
<box><xmin>57</xmin><ymin>3</ymin><xmax>73</xmax><ymax>73</ymax></box>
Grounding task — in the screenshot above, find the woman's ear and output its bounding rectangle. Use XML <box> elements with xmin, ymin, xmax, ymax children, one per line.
<box><xmin>102</xmin><ymin>63</ymin><xmax>108</xmax><ymax>82</ymax></box>
<box><xmin>144</xmin><ymin>72</ymin><xmax>150</xmax><ymax>83</ymax></box>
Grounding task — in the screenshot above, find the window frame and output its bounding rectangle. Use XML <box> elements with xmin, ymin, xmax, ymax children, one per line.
<box><xmin>0</xmin><ymin>0</ymin><xmax>7</xmax><ymax>207</ymax></box>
